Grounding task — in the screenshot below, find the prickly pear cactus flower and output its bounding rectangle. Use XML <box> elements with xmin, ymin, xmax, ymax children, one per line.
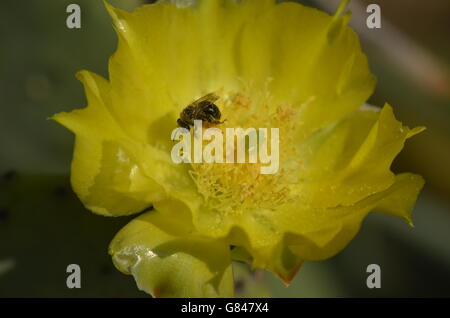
<box><xmin>53</xmin><ymin>0</ymin><xmax>424</xmax><ymax>297</ymax></box>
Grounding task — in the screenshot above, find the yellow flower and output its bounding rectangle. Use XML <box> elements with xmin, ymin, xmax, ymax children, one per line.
<box><xmin>52</xmin><ymin>0</ymin><xmax>424</xmax><ymax>297</ymax></box>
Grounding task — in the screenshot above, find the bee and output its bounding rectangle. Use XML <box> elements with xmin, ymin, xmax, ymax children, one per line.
<box><xmin>177</xmin><ymin>92</ymin><xmax>225</xmax><ymax>131</ymax></box>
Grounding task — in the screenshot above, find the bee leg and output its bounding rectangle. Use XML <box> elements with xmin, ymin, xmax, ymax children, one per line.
<box><xmin>177</xmin><ymin>118</ymin><xmax>190</xmax><ymax>131</ymax></box>
<box><xmin>209</xmin><ymin>117</ymin><xmax>226</xmax><ymax>125</ymax></box>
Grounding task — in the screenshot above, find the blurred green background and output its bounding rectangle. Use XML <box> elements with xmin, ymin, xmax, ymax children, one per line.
<box><xmin>1</xmin><ymin>0</ymin><xmax>449</xmax><ymax>297</ymax></box>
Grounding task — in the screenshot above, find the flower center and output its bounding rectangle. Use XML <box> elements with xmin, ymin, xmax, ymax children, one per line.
<box><xmin>189</xmin><ymin>90</ymin><xmax>302</xmax><ymax>214</ymax></box>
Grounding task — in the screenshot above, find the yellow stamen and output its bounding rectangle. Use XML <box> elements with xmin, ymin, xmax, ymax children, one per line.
<box><xmin>189</xmin><ymin>91</ymin><xmax>302</xmax><ymax>214</ymax></box>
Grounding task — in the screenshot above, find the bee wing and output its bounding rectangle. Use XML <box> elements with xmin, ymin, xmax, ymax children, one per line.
<box><xmin>190</xmin><ymin>92</ymin><xmax>220</xmax><ymax>107</ymax></box>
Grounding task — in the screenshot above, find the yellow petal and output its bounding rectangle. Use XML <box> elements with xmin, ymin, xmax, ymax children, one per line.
<box><xmin>52</xmin><ymin>71</ymin><xmax>166</xmax><ymax>216</ymax></box>
<box><xmin>236</xmin><ymin>0</ymin><xmax>376</xmax><ymax>137</ymax></box>
<box><xmin>109</xmin><ymin>210</ymin><xmax>234</xmax><ymax>297</ymax></box>
<box><xmin>280</xmin><ymin>173</ymin><xmax>425</xmax><ymax>260</ymax></box>
<box><xmin>295</xmin><ymin>104</ymin><xmax>424</xmax><ymax>208</ymax></box>
<box><xmin>375</xmin><ymin>173</ymin><xmax>425</xmax><ymax>226</ymax></box>
<box><xmin>104</xmin><ymin>0</ymin><xmax>211</xmax><ymax>142</ymax></box>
